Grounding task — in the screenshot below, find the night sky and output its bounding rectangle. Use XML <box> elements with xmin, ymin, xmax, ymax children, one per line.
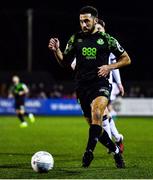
<box><xmin>0</xmin><ymin>0</ymin><xmax>153</xmax><ymax>82</ymax></box>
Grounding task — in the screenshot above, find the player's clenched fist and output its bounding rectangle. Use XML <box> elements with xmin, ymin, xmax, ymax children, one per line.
<box><xmin>48</xmin><ymin>38</ymin><xmax>60</xmax><ymax>51</ymax></box>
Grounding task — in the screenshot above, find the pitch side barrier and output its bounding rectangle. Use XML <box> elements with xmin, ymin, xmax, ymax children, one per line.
<box><xmin>0</xmin><ymin>98</ymin><xmax>153</xmax><ymax>116</ymax></box>
<box><xmin>0</xmin><ymin>98</ymin><xmax>82</xmax><ymax>115</ymax></box>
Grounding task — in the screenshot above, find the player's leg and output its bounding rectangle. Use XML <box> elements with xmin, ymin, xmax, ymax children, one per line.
<box><xmin>85</xmin><ymin>117</ymin><xmax>92</xmax><ymax>125</ymax></box>
<box><xmin>90</xmin><ymin>96</ymin><xmax>125</xmax><ymax>168</ymax></box>
<box><xmin>82</xmin><ymin>96</ymin><xmax>107</xmax><ymax>167</ymax></box>
<box><xmin>16</xmin><ymin>110</ymin><xmax>25</xmax><ymax>123</ymax></box>
<box><xmin>108</xmin><ymin>83</ymin><xmax>119</xmax><ymax>120</ymax></box>
<box><xmin>21</xmin><ymin>100</ymin><xmax>35</xmax><ymax>123</ymax></box>
<box><xmin>108</xmin><ymin>102</ymin><xmax>117</xmax><ymax>119</ymax></box>
<box><xmin>83</xmin><ymin>105</ymin><xmax>125</xmax><ymax>168</ymax></box>
<box><xmin>102</xmin><ymin>108</ymin><xmax>112</xmax><ymax>139</ymax></box>
<box><xmin>77</xmin><ymin>93</ymin><xmax>104</xmax><ymax>167</ymax></box>
<box><xmin>109</xmin><ymin>117</ymin><xmax>124</xmax><ymax>153</ymax></box>
<box><xmin>15</xmin><ymin>101</ymin><xmax>28</xmax><ymax>127</ymax></box>
<box><xmin>24</xmin><ymin>112</ymin><xmax>35</xmax><ymax>123</ymax></box>
<box><xmin>98</xmin><ymin>102</ymin><xmax>125</xmax><ymax>168</ymax></box>
<box><xmin>85</xmin><ymin>116</ymin><xmax>116</xmax><ymax>154</ymax></box>
<box><xmin>16</xmin><ymin>109</ymin><xmax>28</xmax><ymax>128</ymax></box>
<box><xmin>102</xmin><ymin>108</ymin><xmax>124</xmax><ymax>154</ymax></box>
<box><xmin>98</xmin><ymin>105</ymin><xmax>120</xmax><ymax>156</ymax></box>
<box><xmin>77</xmin><ymin>95</ymin><xmax>95</xmax><ymax>168</ymax></box>
<box><xmin>109</xmin><ymin>116</ymin><xmax>122</xmax><ymax>141</ymax></box>
<box><xmin>101</xmin><ymin>108</ymin><xmax>113</xmax><ymax>154</ymax></box>
<box><xmin>78</xmin><ymin>88</ymin><xmax>125</xmax><ymax>168</ymax></box>
<box><xmin>108</xmin><ymin>83</ymin><xmax>124</xmax><ymax>152</ymax></box>
<box><xmin>98</xmin><ymin>127</ymin><xmax>125</xmax><ymax>168</ymax></box>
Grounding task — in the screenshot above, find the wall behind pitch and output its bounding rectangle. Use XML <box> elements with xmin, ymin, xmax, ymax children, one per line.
<box><xmin>113</xmin><ymin>98</ymin><xmax>153</xmax><ymax>116</ymax></box>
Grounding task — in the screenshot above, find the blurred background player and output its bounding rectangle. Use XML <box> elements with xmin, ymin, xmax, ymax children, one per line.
<box><xmin>8</xmin><ymin>75</ymin><xmax>35</xmax><ymax>128</ymax></box>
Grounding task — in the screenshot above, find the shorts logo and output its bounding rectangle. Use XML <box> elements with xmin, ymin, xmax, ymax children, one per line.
<box><xmin>97</xmin><ymin>38</ymin><xmax>104</xmax><ymax>45</ymax></box>
<box><xmin>99</xmin><ymin>88</ymin><xmax>109</xmax><ymax>96</ymax></box>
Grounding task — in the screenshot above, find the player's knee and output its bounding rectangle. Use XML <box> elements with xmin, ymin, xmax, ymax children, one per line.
<box><xmin>92</xmin><ymin>98</ymin><xmax>107</xmax><ymax>114</ymax></box>
<box><xmin>17</xmin><ymin>110</ymin><xmax>24</xmax><ymax>115</ymax></box>
<box><xmin>91</xmin><ymin>103</ymin><xmax>103</xmax><ymax>122</ymax></box>
<box><xmin>92</xmin><ymin>107</ymin><xmax>101</xmax><ymax>121</ymax></box>
<box><xmin>91</xmin><ymin>97</ymin><xmax>108</xmax><ymax>124</ymax></box>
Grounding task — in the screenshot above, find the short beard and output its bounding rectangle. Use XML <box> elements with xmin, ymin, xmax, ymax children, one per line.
<box><xmin>83</xmin><ymin>25</ymin><xmax>95</xmax><ymax>35</ymax></box>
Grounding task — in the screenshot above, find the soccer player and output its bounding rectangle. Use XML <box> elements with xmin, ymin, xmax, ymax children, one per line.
<box><xmin>8</xmin><ymin>75</ymin><xmax>35</xmax><ymax>128</ymax></box>
<box><xmin>107</xmin><ymin>53</ymin><xmax>124</xmax><ymax>151</ymax></box>
<box><xmin>71</xmin><ymin>19</ymin><xmax>124</xmax><ymax>153</ymax></box>
<box><xmin>96</xmin><ymin>19</ymin><xmax>125</xmax><ymax>152</ymax></box>
<box><xmin>48</xmin><ymin>6</ymin><xmax>131</xmax><ymax>168</ymax></box>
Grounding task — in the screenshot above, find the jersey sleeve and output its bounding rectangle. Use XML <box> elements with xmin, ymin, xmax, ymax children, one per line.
<box><xmin>63</xmin><ymin>34</ymin><xmax>76</xmax><ymax>66</ymax></box>
<box><xmin>22</xmin><ymin>83</ymin><xmax>27</xmax><ymax>89</ymax></box>
<box><xmin>105</xmin><ymin>33</ymin><xmax>125</xmax><ymax>58</ymax></box>
<box><xmin>22</xmin><ymin>83</ymin><xmax>29</xmax><ymax>92</ymax></box>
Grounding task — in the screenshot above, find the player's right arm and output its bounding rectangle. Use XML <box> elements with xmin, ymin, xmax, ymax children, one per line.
<box><xmin>48</xmin><ymin>38</ymin><xmax>64</xmax><ymax>64</ymax></box>
<box><xmin>98</xmin><ymin>34</ymin><xmax>131</xmax><ymax>77</ymax></box>
<box><xmin>48</xmin><ymin>34</ymin><xmax>76</xmax><ymax>67</ymax></box>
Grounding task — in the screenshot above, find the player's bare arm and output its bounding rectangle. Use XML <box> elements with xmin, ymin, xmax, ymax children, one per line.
<box><xmin>48</xmin><ymin>38</ymin><xmax>63</xmax><ymax>64</ymax></box>
<box><xmin>117</xmin><ymin>84</ymin><xmax>124</xmax><ymax>96</ymax></box>
<box><xmin>19</xmin><ymin>85</ymin><xmax>29</xmax><ymax>96</ymax></box>
<box><xmin>98</xmin><ymin>51</ymin><xmax>131</xmax><ymax>77</ymax></box>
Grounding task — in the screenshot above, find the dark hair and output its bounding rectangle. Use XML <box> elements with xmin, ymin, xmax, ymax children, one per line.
<box><xmin>98</xmin><ymin>19</ymin><xmax>105</xmax><ymax>28</ymax></box>
<box><xmin>80</xmin><ymin>6</ymin><xmax>98</xmax><ymax>17</ymax></box>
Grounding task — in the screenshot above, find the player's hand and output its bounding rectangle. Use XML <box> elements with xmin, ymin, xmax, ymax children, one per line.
<box><xmin>18</xmin><ymin>91</ymin><xmax>24</xmax><ymax>96</ymax></box>
<box><xmin>48</xmin><ymin>38</ymin><xmax>60</xmax><ymax>51</ymax></box>
<box><xmin>118</xmin><ymin>84</ymin><xmax>124</xmax><ymax>96</ymax></box>
<box><xmin>98</xmin><ymin>65</ymin><xmax>111</xmax><ymax>77</ymax></box>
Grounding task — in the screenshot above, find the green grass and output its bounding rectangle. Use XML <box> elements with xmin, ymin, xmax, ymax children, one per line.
<box><xmin>0</xmin><ymin>116</ymin><xmax>153</xmax><ymax>179</ymax></box>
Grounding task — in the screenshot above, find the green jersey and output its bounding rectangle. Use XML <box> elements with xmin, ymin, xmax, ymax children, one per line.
<box><xmin>63</xmin><ymin>31</ymin><xmax>125</xmax><ymax>87</ymax></box>
<box><xmin>10</xmin><ymin>83</ymin><xmax>27</xmax><ymax>100</ymax></box>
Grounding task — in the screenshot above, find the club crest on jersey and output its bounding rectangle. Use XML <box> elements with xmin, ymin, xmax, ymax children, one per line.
<box><xmin>97</xmin><ymin>38</ymin><xmax>104</xmax><ymax>45</ymax></box>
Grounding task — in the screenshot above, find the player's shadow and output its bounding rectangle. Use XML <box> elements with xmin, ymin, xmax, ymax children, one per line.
<box><xmin>56</xmin><ymin>168</ymin><xmax>81</xmax><ymax>176</ymax></box>
<box><xmin>0</xmin><ymin>152</ymin><xmax>31</xmax><ymax>169</ymax></box>
<box><xmin>0</xmin><ymin>152</ymin><xmax>32</xmax><ymax>156</ymax></box>
<box><xmin>54</xmin><ymin>153</ymin><xmax>82</xmax><ymax>162</ymax></box>
<box><xmin>0</xmin><ymin>163</ymin><xmax>30</xmax><ymax>169</ymax></box>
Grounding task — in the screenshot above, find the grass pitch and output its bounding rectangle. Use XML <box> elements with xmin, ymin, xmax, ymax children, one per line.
<box><xmin>0</xmin><ymin>116</ymin><xmax>153</xmax><ymax>179</ymax></box>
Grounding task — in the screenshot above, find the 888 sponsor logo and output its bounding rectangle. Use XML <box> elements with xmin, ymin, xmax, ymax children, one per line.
<box><xmin>82</xmin><ymin>47</ymin><xmax>97</xmax><ymax>60</ymax></box>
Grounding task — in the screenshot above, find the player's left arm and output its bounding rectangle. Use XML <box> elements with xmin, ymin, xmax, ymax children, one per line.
<box><xmin>98</xmin><ymin>35</ymin><xmax>131</xmax><ymax>77</ymax></box>
<box><xmin>112</xmin><ymin>69</ymin><xmax>124</xmax><ymax>96</ymax></box>
<box><xmin>111</xmin><ymin>58</ymin><xmax>124</xmax><ymax>96</ymax></box>
<box><xmin>18</xmin><ymin>84</ymin><xmax>29</xmax><ymax>96</ymax></box>
<box><xmin>107</xmin><ymin>51</ymin><xmax>131</xmax><ymax>70</ymax></box>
